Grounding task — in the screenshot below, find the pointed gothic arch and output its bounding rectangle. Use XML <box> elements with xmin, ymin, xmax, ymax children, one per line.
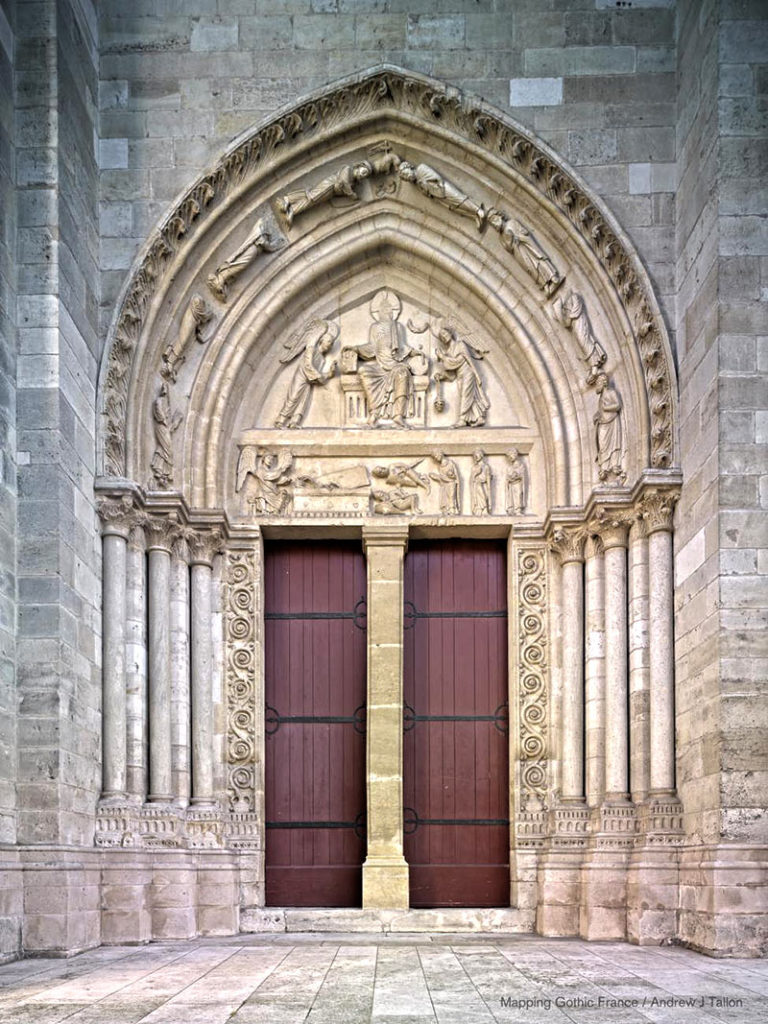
<box><xmin>94</xmin><ymin>67</ymin><xmax>684</xmax><ymax>936</ymax></box>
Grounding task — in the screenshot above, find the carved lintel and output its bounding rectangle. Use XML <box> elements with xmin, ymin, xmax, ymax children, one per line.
<box><xmin>638</xmin><ymin>489</ymin><xmax>678</xmax><ymax>535</ymax></box>
<box><xmin>470</xmin><ymin>450</ymin><xmax>492</xmax><ymax>515</ymax></box>
<box><xmin>549</xmin><ymin>526</ymin><xmax>587</xmax><ymax>564</ymax></box>
<box><xmin>187</xmin><ymin>527</ymin><xmax>224</xmax><ymax>566</ymax></box>
<box><xmin>429</xmin><ymin>451</ymin><xmax>461</xmax><ymax>514</ymax></box>
<box><xmin>236</xmin><ymin>447</ymin><xmax>293</xmax><ymax>516</ymax></box>
<box><xmin>505</xmin><ymin>448</ymin><xmax>528</xmax><ymax>515</ymax></box>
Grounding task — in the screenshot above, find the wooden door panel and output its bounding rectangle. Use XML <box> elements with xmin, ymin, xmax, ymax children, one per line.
<box><xmin>404</xmin><ymin>541</ymin><xmax>510</xmax><ymax>908</ymax></box>
<box><xmin>265</xmin><ymin>542</ymin><xmax>366</xmax><ymax>907</ymax></box>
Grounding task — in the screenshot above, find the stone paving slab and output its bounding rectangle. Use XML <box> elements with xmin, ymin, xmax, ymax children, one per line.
<box><xmin>0</xmin><ymin>935</ymin><xmax>765</xmax><ymax>1024</ymax></box>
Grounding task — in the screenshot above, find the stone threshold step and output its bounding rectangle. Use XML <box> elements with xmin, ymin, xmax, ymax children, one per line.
<box><xmin>241</xmin><ymin>907</ymin><xmax>534</xmax><ymax>934</ymax></box>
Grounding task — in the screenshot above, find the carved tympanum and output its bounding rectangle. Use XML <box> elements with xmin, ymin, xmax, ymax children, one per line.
<box><xmin>433</xmin><ymin>325</ymin><xmax>490</xmax><ymax>427</ymax></box>
<box><xmin>274</xmin><ymin>318</ymin><xmax>339</xmax><ymax>428</ymax></box>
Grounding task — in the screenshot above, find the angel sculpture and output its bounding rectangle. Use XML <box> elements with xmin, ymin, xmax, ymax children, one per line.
<box><xmin>433</xmin><ymin>324</ymin><xmax>490</xmax><ymax>427</ymax></box>
<box><xmin>274</xmin><ymin>319</ymin><xmax>339</xmax><ymax>428</ymax></box>
<box><xmin>235</xmin><ymin>447</ymin><xmax>293</xmax><ymax>515</ymax></box>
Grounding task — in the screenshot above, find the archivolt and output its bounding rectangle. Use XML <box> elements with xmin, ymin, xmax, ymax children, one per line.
<box><xmin>97</xmin><ymin>65</ymin><xmax>678</xmax><ymax>505</ymax></box>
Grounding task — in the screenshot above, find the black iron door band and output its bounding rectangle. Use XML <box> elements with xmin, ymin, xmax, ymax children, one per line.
<box><xmin>403</xmin><ymin>702</ymin><xmax>508</xmax><ymax>734</ymax></box>
<box><xmin>266</xmin><ymin>703</ymin><xmax>366</xmax><ymax>735</ymax></box>
<box><xmin>266</xmin><ymin>812</ymin><xmax>365</xmax><ymax>839</ymax></box>
<box><xmin>266</xmin><ymin>597</ymin><xmax>367</xmax><ymax>630</ymax></box>
<box><xmin>403</xmin><ymin>808</ymin><xmax>510</xmax><ymax>835</ymax></box>
<box><xmin>404</xmin><ymin>600</ymin><xmax>507</xmax><ymax>629</ymax></box>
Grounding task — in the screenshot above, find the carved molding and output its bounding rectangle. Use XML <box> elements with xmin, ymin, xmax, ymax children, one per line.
<box><xmin>100</xmin><ymin>67</ymin><xmax>676</xmax><ymax>480</ymax></box>
<box><xmin>517</xmin><ymin>547</ymin><xmax>549</xmax><ymax>811</ymax></box>
<box><xmin>224</xmin><ymin>549</ymin><xmax>259</xmax><ymax>813</ymax></box>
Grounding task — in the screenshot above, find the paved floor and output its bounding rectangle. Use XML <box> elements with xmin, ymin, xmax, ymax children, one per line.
<box><xmin>0</xmin><ymin>934</ymin><xmax>765</xmax><ymax>1024</ymax></box>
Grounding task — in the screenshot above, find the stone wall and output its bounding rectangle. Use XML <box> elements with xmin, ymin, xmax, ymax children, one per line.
<box><xmin>96</xmin><ymin>0</ymin><xmax>678</xmax><ymax>343</ymax></box>
<box><xmin>14</xmin><ymin>0</ymin><xmax>101</xmax><ymax>847</ymax></box>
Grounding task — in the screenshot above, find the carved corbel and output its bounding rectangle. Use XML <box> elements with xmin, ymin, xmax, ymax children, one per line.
<box><xmin>638</xmin><ymin>489</ymin><xmax>678</xmax><ymax>535</ymax></box>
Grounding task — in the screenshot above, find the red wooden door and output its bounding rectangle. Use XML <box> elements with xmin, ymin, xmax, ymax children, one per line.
<box><xmin>403</xmin><ymin>540</ymin><xmax>510</xmax><ymax>908</ymax></box>
<box><xmin>265</xmin><ymin>542</ymin><xmax>367</xmax><ymax>906</ymax></box>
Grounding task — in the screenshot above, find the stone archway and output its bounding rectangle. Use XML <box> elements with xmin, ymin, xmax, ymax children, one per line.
<box><xmin>95</xmin><ymin>66</ymin><xmax>682</xmax><ymax>941</ymax></box>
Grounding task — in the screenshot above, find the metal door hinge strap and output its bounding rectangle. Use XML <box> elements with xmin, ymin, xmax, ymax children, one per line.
<box><xmin>404</xmin><ymin>601</ymin><xmax>506</xmax><ymax>628</ymax></box>
<box><xmin>403</xmin><ymin>808</ymin><xmax>510</xmax><ymax>834</ymax></box>
<box><xmin>266</xmin><ymin>598</ymin><xmax>367</xmax><ymax>629</ymax></box>
<box><xmin>267</xmin><ymin>811</ymin><xmax>365</xmax><ymax>838</ymax></box>
<box><xmin>266</xmin><ymin>704</ymin><xmax>366</xmax><ymax>735</ymax></box>
<box><xmin>404</xmin><ymin>702</ymin><xmax>508</xmax><ymax>734</ymax></box>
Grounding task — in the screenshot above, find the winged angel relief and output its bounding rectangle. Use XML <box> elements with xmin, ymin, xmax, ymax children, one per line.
<box><xmin>273</xmin><ymin>318</ymin><xmax>339</xmax><ymax>428</ymax></box>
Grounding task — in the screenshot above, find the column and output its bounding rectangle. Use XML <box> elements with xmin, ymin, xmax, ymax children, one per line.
<box><xmin>361</xmin><ymin>525</ymin><xmax>409</xmax><ymax>909</ymax></box>
<box><xmin>170</xmin><ymin>535</ymin><xmax>191</xmax><ymax>805</ymax></box>
<box><xmin>552</xmin><ymin>529</ymin><xmax>587</xmax><ymax>803</ymax></box>
<box><xmin>145</xmin><ymin>516</ymin><xmax>177</xmax><ymax>803</ymax></box>
<box><xmin>628</xmin><ymin>518</ymin><xmax>650</xmax><ymax>803</ymax></box>
<box><xmin>642</xmin><ymin>492</ymin><xmax>678</xmax><ymax>797</ymax></box>
<box><xmin>125</xmin><ymin>522</ymin><xmax>147</xmax><ymax>801</ymax></box>
<box><xmin>98</xmin><ymin>499</ymin><xmax>131</xmax><ymax>800</ymax></box>
<box><xmin>600</xmin><ymin>515</ymin><xmax>631</xmax><ymax>803</ymax></box>
<box><xmin>584</xmin><ymin>535</ymin><xmax>605</xmax><ymax>807</ymax></box>
<box><xmin>188</xmin><ymin>530</ymin><xmax>221</xmax><ymax>806</ymax></box>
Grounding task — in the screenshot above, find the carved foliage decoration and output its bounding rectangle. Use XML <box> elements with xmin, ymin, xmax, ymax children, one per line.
<box><xmin>517</xmin><ymin>547</ymin><xmax>549</xmax><ymax>810</ymax></box>
<box><xmin>224</xmin><ymin>549</ymin><xmax>258</xmax><ymax>812</ymax></box>
<box><xmin>101</xmin><ymin>69</ymin><xmax>675</xmax><ymax>479</ymax></box>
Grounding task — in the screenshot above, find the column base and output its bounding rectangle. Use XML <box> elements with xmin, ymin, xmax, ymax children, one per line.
<box><xmin>362</xmin><ymin>857</ymin><xmax>409</xmax><ymax>909</ymax></box>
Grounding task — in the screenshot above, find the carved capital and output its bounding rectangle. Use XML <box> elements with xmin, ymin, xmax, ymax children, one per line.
<box><xmin>639</xmin><ymin>489</ymin><xmax>678</xmax><ymax>535</ymax></box>
<box><xmin>591</xmin><ymin>508</ymin><xmax>634</xmax><ymax>549</ymax></box>
<box><xmin>549</xmin><ymin>527</ymin><xmax>586</xmax><ymax>564</ymax></box>
<box><xmin>143</xmin><ymin>513</ymin><xmax>182</xmax><ymax>552</ymax></box>
<box><xmin>187</xmin><ymin>528</ymin><xmax>224</xmax><ymax>566</ymax></box>
<box><xmin>98</xmin><ymin>496</ymin><xmax>136</xmax><ymax>538</ymax></box>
